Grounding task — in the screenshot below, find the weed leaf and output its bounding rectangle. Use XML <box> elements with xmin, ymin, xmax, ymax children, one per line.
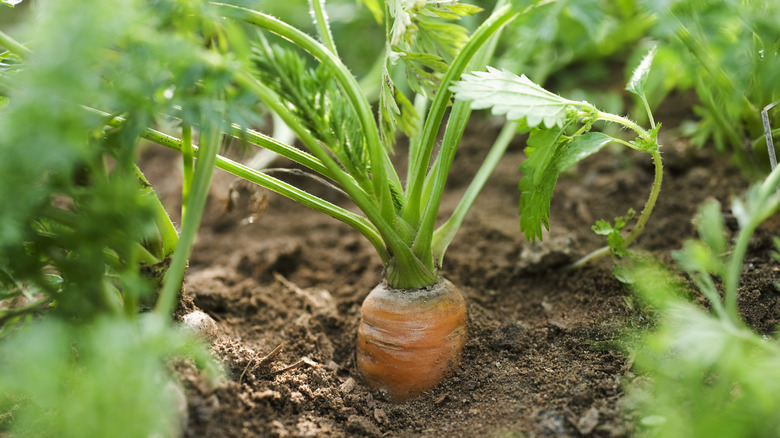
<box><xmin>626</xmin><ymin>45</ymin><xmax>656</xmax><ymax>97</ymax></box>
<box><xmin>555</xmin><ymin>132</ymin><xmax>615</xmax><ymax>171</ymax></box>
<box><xmin>452</xmin><ymin>66</ymin><xmax>574</xmax><ymax>129</ymax></box>
<box><xmin>517</xmin><ymin>130</ymin><xmax>615</xmax><ymax>241</ymax></box>
<box><xmin>518</xmin><ymin>125</ymin><xmax>569</xmax><ymax>240</ymax></box>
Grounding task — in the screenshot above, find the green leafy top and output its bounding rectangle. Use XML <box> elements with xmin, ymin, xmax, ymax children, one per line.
<box><xmin>380</xmin><ymin>0</ymin><xmax>482</xmax><ymax>147</ymax></box>
<box><xmin>451</xmin><ymin>66</ymin><xmax>581</xmax><ymax>129</ymax></box>
<box><xmin>453</xmin><ymin>50</ymin><xmax>662</xmax><ymax>257</ymax></box>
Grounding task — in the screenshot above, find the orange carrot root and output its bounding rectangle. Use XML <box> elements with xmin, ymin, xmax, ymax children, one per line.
<box><xmin>356</xmin><ymin>278</ymin><xmax>467</xmax><ymax>402</ymax></box>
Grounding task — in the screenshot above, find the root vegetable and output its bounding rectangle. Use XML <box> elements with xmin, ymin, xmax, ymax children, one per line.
<box><xmin>357</xmin><ymin>278</ymin><xmax>467</xmax><ymax>402</ymax></box>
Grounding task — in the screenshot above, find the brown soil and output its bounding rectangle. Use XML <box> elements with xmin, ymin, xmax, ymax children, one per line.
<box><xmin>140</xmin><ymin>111</ymin><xmax>778</xmax><ymax>437</ymax></box>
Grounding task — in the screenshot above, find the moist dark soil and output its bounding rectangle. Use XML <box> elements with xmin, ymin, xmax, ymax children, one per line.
<box><xmin>140</xmin><ymin>110</ymin><xmax>779</xmax><ymax>437</ymax></box>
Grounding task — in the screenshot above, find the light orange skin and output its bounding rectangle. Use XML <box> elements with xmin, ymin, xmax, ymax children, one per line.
<box><xmin>356</xmin><ymin>278</ymin><xmax>467</xmax><ymax>402</ymax></box>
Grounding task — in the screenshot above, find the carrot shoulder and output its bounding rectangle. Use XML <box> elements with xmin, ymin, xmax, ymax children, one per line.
<box><xmin>357</xmin><ymin>278</ymin><xmax>467</xmax><ymax>402</ymax></box>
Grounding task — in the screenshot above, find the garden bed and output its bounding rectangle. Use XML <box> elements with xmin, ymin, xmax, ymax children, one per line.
<box><xmin>141</xmin><ymin>112</ymin><xmax>775</xmax><ymax>437</ymax></box>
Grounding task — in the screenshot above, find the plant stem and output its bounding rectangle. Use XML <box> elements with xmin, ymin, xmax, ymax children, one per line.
<box><xmin>94</xmin><ymin>109</ymin><xmax>392</xmax><ymax>264</ymax></box>
<box><xmin>181</xmin><ymin>123</ymin><xmax>194</xmax><ymax>222</ymax></box>
<box><xmin>156</xmin><ymin>118</ymin><xmax>223</xmax><ymax>317</ymax></box>
<box><xmin>591</xmin><ymin>110</ymin><xmax>652</xmax><ymax>143</ymax></box>
<box><xmin>723</xmin><ymin>164</ymin><xmax>780</xmax><ymax>323</ymax></box>
<box><xmin>308</xmin><ymin>0</ymin><xmax>338</xmax><ymax>57</ymax></box>
<box><xmin>134</xmin><ymin>165</ymin><xmax>179</xmax><ymax>258</ymax></box>
<box><xmin>563</xmin><ymin>127</ymin><xmax>663</xmax><ymax>270</ymax></box>
<box><xmin>0</xmin><ymin>30</ymin><xmax>31</xmax><ymax>56</ymax></box>
<box><xmin>624</xmin><ymin>149</ymin><xmax>663</xmax><ymax>247</ymax></box>
<box><xmin>413</xmin><ymin>99</ymin><xmax>473</xmax><ymax>269</ymax></box>
<box><xmin>404</xmin><ymin>4</ymin><xmax>517</xmax><ymax>226</ymax></box>
<box><xmin>432</xmin><ymin>121</ymin><xmax>519</xmax><ymax>264</ymax></box>
<box><xmin>213</xmin><ymin>3</ymin><xmax>399</xmax><ymax>217</ymax></box>
<box><xmin>232</xmin><ymin>72</ymin><xmax>427</xmax><ymax>278</ymax></box>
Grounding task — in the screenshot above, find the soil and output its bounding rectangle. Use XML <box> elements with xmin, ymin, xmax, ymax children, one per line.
<box><xmin>139</xmin><ymin>104</ymin><xmax>779</xmax><ymax>437</ymax></box>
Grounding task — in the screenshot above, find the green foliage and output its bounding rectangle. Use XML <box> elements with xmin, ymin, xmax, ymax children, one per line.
<box><xmin>643</xmin><ymin>0</ymin><xmax>780</xmax><ymax>173</ymax></box>
<box><xmin>453</xmin><ymin>58</ymin><xmax>660</xmax><ymax>249</ymax></box>
<box><xmin>387</xmin><ymin>0</ymin><xmax>482</xmax><ymax>96</ymax></box>
<box><xmin>203</xmin><ymin>0</ymin><xmax>521</xmax><ymax>289</ymax></box>
<box><xmin>626</xmin><ymin>165</ymin><xmax>780</xmax><ymax>437</ymax></box>
<box><xmin>493</xmin><ymin>0</ymin><xmax>654</xmax><ymax>87</ymax></box>
<box><xmin>592</xmin><ymin>208</ymin><xmax>635</xmax><ymax>257</ymax></box>
<box><xmin>0</xmin><ymin>315</ymin><xmax>221</xmax><ymax>438</ymax></box>
<box><xmin>251</xmin><ymin>39</ymin><xmax>369</xmax><ymax>176</ymax></box>
<box><xmin>379</xmin><ymin>0</ymin><xmax>483</xmax><ymax>147</ymax></box>
<box><xmin>0</xmin><ymin>0</ymin><xmax>231</xmax><ymax>435</ymax></box>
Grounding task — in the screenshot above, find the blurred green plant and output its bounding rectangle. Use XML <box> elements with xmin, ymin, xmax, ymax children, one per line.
<box><xmin>0</xmin><ymin>0</ymin><xmax>238</xmax><ymax>435</ymax></box>
<box><xmin>491</xmin><ymin>0</ymin><xmax>654</xmax><ymax>115</ymax></box>
<box><xmin>0</xmin><ymin>315</ymin><xmax>220</xmax><ymax>438</ymax></box>
<box><xmin>641</xmin><ymin>0</ymin><xmax>780</xmax><ymax>174</ymax></box>
<box><xmin>494</xmin><ymin>0</ymin><xmax>653</xmax><ymax>83</ymax></box>
<box><xmin>625</xmin><ymin>162</ymin><xmax>780</xmax><ymax>437</ymax></box>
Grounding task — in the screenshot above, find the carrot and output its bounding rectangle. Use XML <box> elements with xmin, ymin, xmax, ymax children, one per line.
<box><xmin>357</xmin><ymin>278</ymin><xmax>467</xmax><ymax>402</ymax></box>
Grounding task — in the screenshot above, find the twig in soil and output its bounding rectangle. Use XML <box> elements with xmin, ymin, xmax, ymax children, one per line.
<box><xmin>239</xmin><ymin>344</ymin><xmax>284</xmax><ymax>384</ymax></box>
<box><xmin>274</xmin><ymin>272</ymin><xmax>305</xmax><ymax>296</ymax></box>
<box><xmin>257</xmin><ymin>344</ymin><xmax>285</xmax><ymax>368</ymax></box>
<box><xmin>261</xmin><ymin>357</ymin><xmax>316</xmax><ymax>378</ymax></box>
<box><xmin>238</xmin><ymin>344</ymin><xmax>317</xmax><ymax>381</ymax></box>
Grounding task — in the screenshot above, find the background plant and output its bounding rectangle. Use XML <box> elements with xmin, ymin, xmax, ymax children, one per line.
<box><xmin>640</xmin><ymin>0</ymin><xmax>780</xmax><ymax>175</ymax></box>
<box><xmin>452</xmin><ymin>47</ymin><xmax>662</xmax><ymax>266</ymax></box>
<box><xmin>625</xmin><ymin>164</ymin><xmax>780</xmax><ymax>437</ymax></box>
<box><xmin>0</xmin><ymin>0</ymin><xmax>236</xmax><ymax>435</ymax></box>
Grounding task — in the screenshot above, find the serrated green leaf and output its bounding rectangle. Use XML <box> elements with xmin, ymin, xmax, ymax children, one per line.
<box><xmin>592</xmin><ymin>219</ymin><xmax>613</xmax><ymax>235</ymax></box>
<box><xmin>0</xmin><ymin>96</ymin><xmax>9</xmax><ymax>111</ymax></box>
<box><xmin>452</xmin><ymin>66</ymin><xmax>577</xmax><ymax>129</ymax></box>
<box><xmin>518</xmin><ymin>125</ymin><xmax>569</xmax><ymax>240</ymax></box>
<box><xmin>607</xmin><ymin>231</ymin><xmax>627</xmax><ymax>256</ymax></box>
<box><xmin>555</xmin><ymin>132</ymin><xmax>615</xmax><ymax>171</ymax></box>
<box><xmin>626</xmin><ymin>45</ymin><xmax>656</xmax><ymax>97</ymax></box>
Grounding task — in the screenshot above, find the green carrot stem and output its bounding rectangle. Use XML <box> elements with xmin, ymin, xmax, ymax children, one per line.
<box><xmin>129</xmin><ymin>121</ymin><xmax>392</xmax><ymax>266</ymax></box>
<box><xmin>212</xmin><ymin>3</ymin><xmax>400</xmax><ymax>220</ymax></box>
<box><xmin>432</xmin><ymin>121</ymin><xmax>518</xmax><ymax>264</ymax></box>
<box><xmin>412</xmin><ymin>100</ymin><xmax>472</xmax><ymax>268</ymax></box>
<box><xmin>0</xmin><ymin>30</ymin><xmax>31</xmax><ymax>56</ymax></box>
<box><xmin>156</xmin><ymin>119</ymin><xmax>222</xmax><ymax>317</ymax></box>
<box><xmin>404</xmin><ymin>4</ymin><xmax>517</xmax><ymax>226</ymax></box>
<box><xmin>133</xmin><ymin>165</ymin><xmax>179</xmax><ymax>258</ymax></box>
<box><xmin>181</xmin><ymin>123</ymin><xmax>194</xmax><ymax>222</ymax></box>
<box><xmin>308</xmin><ymin>0</ymin><xmax>338</xmax><ymax>57</ymax></box>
